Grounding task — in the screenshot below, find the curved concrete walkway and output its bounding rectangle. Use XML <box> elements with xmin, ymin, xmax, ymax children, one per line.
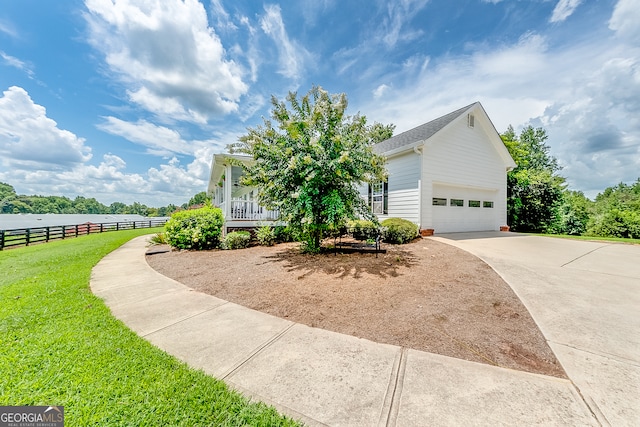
<box><xmin>432</xmin><ymin>232</ymin><xmax>640</xmax><ymax>427</ymax></box>
<box><xmin>89</xmin><ymin>233</ymin><xmax>637</xmax><ymax>426</ymax></box>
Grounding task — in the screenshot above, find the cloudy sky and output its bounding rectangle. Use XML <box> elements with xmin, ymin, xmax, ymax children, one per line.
<box><xmin>1</xmin><ymin>0</ymin><xmax>638</xmax><ymax>205</ymax></box>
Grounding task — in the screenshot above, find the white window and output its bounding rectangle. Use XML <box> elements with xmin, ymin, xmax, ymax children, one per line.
<box><xmin>483</xmin><ymin>201</ymin><xmax>494</xmax><ymax>208</ymax></box>
<box><xmin>432</xmin><ymin>198</ymin><xmax>447</xmax><ymax>206</ymax></box>
<box><xmin>467</xmin><ymin>113</ymin><xmax>475</xmax><ymax>128</ymax></box>
<box><xmin>450</xmin><ymin>199</ymin><xmax>464</xmax><ymax>207</ymax></box>
<box><xmin>469</xmin><ymin>200</ymin><xmax>480</xmax><ymax>207</ymax></box>
<box><xmin>368</xmin><ymin>181</ymin><xmax>388</xmax><ymax>214</ymax></box>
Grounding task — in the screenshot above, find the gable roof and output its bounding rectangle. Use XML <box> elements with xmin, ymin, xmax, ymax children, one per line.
<box><xmin>374</xmin><ymin>102</ymin><xmax>476</xmax><ymax>154</ymax></box>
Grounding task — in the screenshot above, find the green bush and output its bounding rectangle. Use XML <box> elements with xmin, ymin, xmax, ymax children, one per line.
<box><xmin>221</xmin><ymin>231</ymin><xmax>251</xmax><ymax>250</ymax></box>
<box><xmin>347</xmin><ymin>219</ymin><xmax>379</xmax><ymax>240</ymax></box>
<box><xmin>381</xmin><ymin>218</ymin><xmax>418</xmax><ymax>244</ymax></box>
<box><xmin>164</xmin><ymin>206</ymin><xmax>224</xmax><ymax>250</ymax></box>
<box><xmin>149</xmin><ymin>232</ymin><xmax>167</xmax><ymax>245</ymax></box>
<box><xmin>587</xmin><ymin>209</ymin><xmax>640</xmax><ymax>239</ymax></box>
<box><xmin>256</xmin><ymin>226</ymin><xmax>276</xmax><ymax>246</ymax></box>
<box><xmin>274</xmin><ymin>225</ymin><xmax>296</xmax><ymax>243</ymax></box>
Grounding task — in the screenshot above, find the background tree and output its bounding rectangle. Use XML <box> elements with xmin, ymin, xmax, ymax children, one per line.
<box><xmin>502</xmin><ymin>125</ymin><xmax>565</xmax><ymax>232</ymax></box>
<box><xmin>367</xmin><ymin>122</ymin><xmax>396</xmax><ymax>144</ymax></box>
<box><xmin>0</xmin><ymin>183</ymin><xmax>18</xmax><ymax>213</ymax></box>
<box><xmin>184</xmin><ymin>191</ymin><xmax>211</xmax><ymax>208</ymax></box>
<box><xmin>552</xmin><ymin>190</ymin><xmax>593</xmax><ymax>235</ymax></box>
<box><xmin>231</xmin><ymin>86</ymin><xmax>389</xmax><ymax>252</ymax></box>
<box><xmin>587</xmin><ymin>179</ymin><xmax>640</xmax><ymax>238</ymax></box>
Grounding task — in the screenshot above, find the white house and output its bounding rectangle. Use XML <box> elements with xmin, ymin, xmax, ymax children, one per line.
<box><xmin>207</xmin><ymin>154</ymin><xmax>281</xmax><ymax>232</ymax></box>
<box><xmin>207</xmin><ymin>102</ymin><xmax>516</xmax><ymax>234</ymax></box>
<box><xmin>362</xmin><ymin>101</ymin><xmax>516</xmax><ymax>233</ymax></box>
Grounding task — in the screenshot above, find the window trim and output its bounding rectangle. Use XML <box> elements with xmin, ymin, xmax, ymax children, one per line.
<box><xmin>450</xmin><ymin>198</ymin><xmax>464</xmax><ymax>207</ymax></box>
<box><xmin>432</xmin><ymin>197</ymin><xmax>447</xmax><ymax>206</ymax></box>
<box><xmin>483</xmin><ymin>201</ymin><xmax>494</xmax><ymax>208</ymax></box>
<box><xmin>468</xmin><ymin>200</ymin><xmax>481</xmax><ymax>208</ymax></box>
<box><xmin>368</xmin><ymin>181</ymin><xmax>388</xmax><ymax>214</ymax></box>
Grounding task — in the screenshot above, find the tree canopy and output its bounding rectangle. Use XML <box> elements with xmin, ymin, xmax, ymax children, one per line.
<box><xmin>502</xmin><ymin>125</ymin><xmax>565</xmax><ymax>233</ymax></box>
<box><xmin>230</xmin><ymin>86</ymin><xmax>390</xmax><ymax>252</ymax></box>
<box><xmin>0</xmin><ymin>181</ymin><xmax>188</xmax><ymax>217</ymax></box>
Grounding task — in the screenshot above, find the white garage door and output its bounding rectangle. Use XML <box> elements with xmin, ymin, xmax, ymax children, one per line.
<box><xmin>432</xmin><ymin>184</ymin><xmax>498</xmax><ymax>232</ymax></box>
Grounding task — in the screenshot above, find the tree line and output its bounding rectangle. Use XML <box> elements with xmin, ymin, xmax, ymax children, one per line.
<box><xmin>0</xmin><ymin>182</ymin><xmax>210</xmax><ymax>218</ymax></box>
<box><xmin>502</xmin><ymin>126</ymin><xmax>640</xmax><ymax>239</ymax></box>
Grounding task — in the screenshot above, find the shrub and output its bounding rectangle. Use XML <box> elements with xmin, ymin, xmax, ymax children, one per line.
<box><xmin>274</xmin><ymin>225</ymin><xmax>297</xmax><ymax>243</ymax></box>
<box><xmin>221</xmin><ymin>231</ymin><xmax>251</xmax><ymax>250</ymax></box>
<box><xmin>164</xmin><ymin>206</ymin><xmax>224</xmax><ymax>250</ymax></box>
<box><xmin>149</xmin><ymin>232</ymin><xmax>167</xmax><ymax>245</ymax></box>
<box><xmin>381</xmin><ymin>218</ymin><xmax>418</xmax><ymax>244</ymax></box>
<box><xmin>347</xmin><ymin>219</ymin><xmax>379</xmax><ymax>240</ymax></box>
<box><xmin>256</xmin><ymin>226</ymin><xmax>276</xmax><ymax>246</ymax></box>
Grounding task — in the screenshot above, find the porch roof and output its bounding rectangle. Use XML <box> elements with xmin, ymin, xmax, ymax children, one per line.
<box><xmin>207</xmin><ymin>154</ymin><xmax>252</xmax><ymax>194</ymax></box>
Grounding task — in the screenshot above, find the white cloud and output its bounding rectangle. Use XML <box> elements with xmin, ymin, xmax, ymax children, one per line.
<box><xmin>299</xmin><ymin>0</ymin><xmax>335</xmax><ymax>27</ymax></box>
<box><xmin>260</xmin><ymin>4</ymin><xmax>307</xmax><ymax>81</ymax></box>
<box><xmin>373</xmin><ymin>84</ymin><xmax>391</xmax><ymax>99</ymax></box>
<box><xmin>0</xmin><ymin>51</ymin><xmax>35</xmax><ymax>78</ymax></box>
<box><xmin>209</xmin><ymin>0</ymin><xmax>237</xmax><ymax>31</ymax></box>
<box><xmin>0</xmin><ymin>86</ymin><xmax>92</xmax><ymax>170</ymax></box>
<box><xmin>379</xmin><ymin>0</ymin><xmax>429</xmax><ymax>48</ymax></box>
<box><xmin>549</xmin><ymin>0</ymin><xmax>583</xmax><ymax>23</ymax></box>
<box><xmin>97</xmin><ymin>117</ymin><xmax>192</xmax><ymax>156</ymax></box>
<box><xmin>84</xmin><ymin>0</ymin><xmax>248</xmax><ymax>123</ymax></box>
<box><xmin>360</xmin><ymin>20</ymin><xmax>640</xmax><ymax>198</ymax></box>
<box><xmin>0</xmin><ymin>19</ymin><xmax>18</xmax><ymax>38</ymax></box>
<box><xmin>609</xmin><ymin>0</ymin><xmax>640</xmax><ymax>45</ymax></box>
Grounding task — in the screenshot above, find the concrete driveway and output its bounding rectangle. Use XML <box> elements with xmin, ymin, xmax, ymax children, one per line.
<box><xmin>434</xmin><ymin>232</ymin><xmax>640</xmax><ymax>426</ymax></box>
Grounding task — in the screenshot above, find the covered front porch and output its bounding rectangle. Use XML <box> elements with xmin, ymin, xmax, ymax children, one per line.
<box><xmin>207</xmin><ymin>154</ymin><xmax>281</xmax><ymax>232</ymax></box>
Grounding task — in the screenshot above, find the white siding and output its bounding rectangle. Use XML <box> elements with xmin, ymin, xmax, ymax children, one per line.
<box><xmin>421</xmin><ymin>110</ymin><xmax>508</xmax><ymax>232</ymax></box>
<box><xmin>380</xmin><ymin>151</ymin><xmax>420</xmax><ymax>224</ymax></box>
<box><xmin>356</xmin><ymin>152</ymin><xmax>421</xmax><ymax>225</ymax></box>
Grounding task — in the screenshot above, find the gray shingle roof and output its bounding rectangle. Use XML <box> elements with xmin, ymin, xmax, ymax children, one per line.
<box><xmin>374</xmin><ymin>102</ymin><xmax>477</xmax><ymax>154</ymax></box>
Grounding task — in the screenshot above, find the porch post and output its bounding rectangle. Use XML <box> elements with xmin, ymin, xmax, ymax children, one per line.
<box><xmin>224</xmin><ymin>162</ymin><xmax>232</xmax><ymax>220</ymax></box>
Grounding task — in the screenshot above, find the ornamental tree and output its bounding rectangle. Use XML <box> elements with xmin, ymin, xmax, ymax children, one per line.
<box><xmin>230</xmin><ymin>86</ymin><xmax>389</xmax><ymax>252</ymax></box>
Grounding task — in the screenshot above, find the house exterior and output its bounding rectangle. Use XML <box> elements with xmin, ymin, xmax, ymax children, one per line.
<box><xmin>362</xmin><ymin>102</ymin><xmax>516</xmax><ymax>233</ymax></box>
<box><xmin>207</xmin><ymin>154</ymin><xmax>281</xmax><ymax>232</ymax></box>
<box><xmin>207</xmin><ymin>102</ymin><xmax>516</xmax><ymax>234</ymax></box>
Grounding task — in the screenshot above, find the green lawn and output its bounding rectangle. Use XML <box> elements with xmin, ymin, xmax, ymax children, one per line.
<box><xmin>536</xmin><ymin>233</ymin><xmax>640</xmax><ymax>244</ymax></box>
<box><xmin>0</xmin><ymin>229</ymin><xmax>301</xmax><ymax>426</ymax></box>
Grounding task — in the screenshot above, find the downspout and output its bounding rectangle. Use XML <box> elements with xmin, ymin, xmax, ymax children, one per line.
<box><xmin>413</xmin><ymin>145</ymin><xmax>423</xmax><ymax>230</ymax></box>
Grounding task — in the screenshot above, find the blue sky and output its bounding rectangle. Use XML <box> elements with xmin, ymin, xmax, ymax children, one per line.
<box><xmin>1</xmin><ymin>0</ymin><xmax>638</xmax><ymax>206</ymax></box>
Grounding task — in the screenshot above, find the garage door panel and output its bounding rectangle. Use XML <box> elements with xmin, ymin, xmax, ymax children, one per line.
<box><xmin>432</xmin><ymin>184</ymin><xmax>498</xmax><ymax>232</ymax></box>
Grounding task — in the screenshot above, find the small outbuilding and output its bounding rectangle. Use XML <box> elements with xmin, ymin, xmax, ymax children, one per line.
<box><xmin>362</xmin><ymin>102</ymin><xmax>516</xmax><ymax>233</ymax></box>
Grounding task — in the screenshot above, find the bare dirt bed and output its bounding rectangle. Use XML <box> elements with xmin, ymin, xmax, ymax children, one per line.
<box><xmin>146</xmin><ymin>237</ymin><xmax>566</xmax><ymax>378</ymax></box>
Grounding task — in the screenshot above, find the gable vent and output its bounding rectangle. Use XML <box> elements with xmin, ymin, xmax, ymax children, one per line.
<box><xmin>467</xmin><ymin>113</ymin><xmax>475</xmax><ymax>128</ymax></box>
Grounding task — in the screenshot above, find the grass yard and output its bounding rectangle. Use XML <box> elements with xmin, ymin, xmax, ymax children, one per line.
<box><xmin>538</xmin><ymin>233</ymin><xmax>640</xmax><ymax>244</ymax></box>
<box><xmin>0</xmin><ymin>229</ymin><xmax>300</xmax><ymax>426</ymax></box>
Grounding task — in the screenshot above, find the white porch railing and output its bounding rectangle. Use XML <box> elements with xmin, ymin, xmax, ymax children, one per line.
<box><xmin>230</xmin><ymin>199</ymin><xmax>279</xmax><ymax>221</ymax></box>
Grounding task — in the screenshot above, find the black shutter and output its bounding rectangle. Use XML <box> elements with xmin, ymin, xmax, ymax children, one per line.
<box><xmin>383</xmin><ymin>181</ymin><xmax>389</xmax><ymax>214</ymax></box>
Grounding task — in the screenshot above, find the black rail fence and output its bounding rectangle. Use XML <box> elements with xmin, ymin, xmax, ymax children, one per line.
<box><xmin>0</xmin><ymin>218</ymin><xmax>168</xmax><ymax>250</ymax></box>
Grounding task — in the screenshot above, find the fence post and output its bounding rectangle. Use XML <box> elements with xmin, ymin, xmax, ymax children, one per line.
<box><xmin>116</xmin><ymin>222</ymin><xmax>120</xmax><ymax>231</ymax></box>
<box><xmin>62</xmin><ymin>226</ymin><xmax>65</xmax><ymax>239</ymax></box>
<box><xmin>100</xmin><ymin>223</ymin><xmax>104</xmax><ymax>233</ymax></box>
<box><xmin>26</xmin><ymin>228</ymin><xmax>30</xmax><ymax>246</ymax></box>
<box><xmin>133</xmin><ymin>221</ymin><xmax>136</xmax><ymax>230</ymax></box>
<box><xmin>0</xmin><ymin>230</ymin><xmax>4</xmax><ymax>250</ymax></box>
<box><xmin>46</xmin><ymin>227</ymin><xmax>50</xmax><ymax>243</ymax></box>
<box><xmin>75</xmin><ymin>225</ymin><xmax>79</xmax><ymax>237</ymax></box>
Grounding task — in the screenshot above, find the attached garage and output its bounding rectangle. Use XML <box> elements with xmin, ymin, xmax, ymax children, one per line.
<box><xmin>431</xmin><ymin>183</ymin><xmax>499</xmax><ymax>233</ymax></box>
<box><xmin>369</xmin><ymin>102</ymin><xmax>516</xmax><ymax>233</ymax></box>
